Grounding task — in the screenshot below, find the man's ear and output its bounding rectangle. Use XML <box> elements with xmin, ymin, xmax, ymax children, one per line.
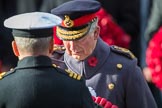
<box><xmin>12</xmin><ymin>41</ymin><xmax>19</xmax><ymax>57</ymax></box>
<box><xmin>49</xmin><ymin>39</ymin><xmax>54</xmax><ymax>54</ymax></box>
<box><xmin>94</xmin><ymin>26</ymin><xmax>100</xmax><ymax>40</ymax></box>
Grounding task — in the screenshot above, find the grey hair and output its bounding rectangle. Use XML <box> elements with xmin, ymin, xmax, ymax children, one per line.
<box><xmin>14</xmin><ymin>36</ymin><xmax>53</xmax><ymax>54</ymax></box>
<box><xmin>88</xmin><ymin>18</ymin><xmax>99</xmax><ymax>33</ymax></box>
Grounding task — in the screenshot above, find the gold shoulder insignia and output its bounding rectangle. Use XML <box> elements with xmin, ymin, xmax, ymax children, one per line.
<box><xmin>52</xmin><ymin>64</ymin><xmax>60</xmax><ymax>68</ymax></box>
<box><xmin>53</xmin><ymin>65</ymin><xmax>82</xmax><ymax>80</ymax></box>
<box><xmin>0</xmin><ymin>68</ymin><xmax>16</xmax><ymax>80</ymax></box>
<box><xmin>112</xmin><ymin>46</ymin><xmax>136</xmax><ymax>59</ymax></box>
<box><xmin>53</xmin><ymin>44</ymin><xmax>66</xmax><ymax>52</ymax></box>
<box><xmin>0</xmin><ymin>72</ymin><xmax>6</xmax><ymax>80</ymax></box>
<box><xmin>65</xmin><ymin>69</ymin><xmax>82</xmax><ymax>80</ymax></box>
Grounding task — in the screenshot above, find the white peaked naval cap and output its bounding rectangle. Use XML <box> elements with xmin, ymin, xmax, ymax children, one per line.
<box><xmin>4</xmin><ymin>12</ymin><xmax>62</xmax><ymax>38</ymax></box>
<box><xmin>4</xmin><ymin>12</ymin><xmax>62</xmax><ymax>30</ymax></box>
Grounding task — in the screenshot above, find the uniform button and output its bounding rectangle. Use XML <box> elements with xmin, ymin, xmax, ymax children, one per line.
<box><xmin>117</xmin><ymin>64</ymin><xmax>122</xmax><ymax>70</ymax></box>
<box><xmin>108</xmin><ymin>83</ymin><xmax>115</xmax><ymax>90</ymax></box>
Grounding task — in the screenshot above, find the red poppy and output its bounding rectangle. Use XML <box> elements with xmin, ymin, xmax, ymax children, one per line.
<box><xmin>88</xmin><ymin>56</ymin><xmax>98</xmax><ymax>67</ymax></box>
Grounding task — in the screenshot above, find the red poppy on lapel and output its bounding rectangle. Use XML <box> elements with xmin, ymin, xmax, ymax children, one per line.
<box><xmin>88</xmin><ymin>56</ymin><xmax>98</xmax><ymax>67</ymax></box>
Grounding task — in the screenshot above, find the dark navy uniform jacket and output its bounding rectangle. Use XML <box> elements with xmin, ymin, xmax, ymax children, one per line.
<box><xmin>52</xmin><ymin>38</ymin><xmax>157</xmax><ymax>108</ymax></box>
<box><xmin>0</xmin><ymin>56</ymin><xmax>95</xmax><ymax>108</ymax></box>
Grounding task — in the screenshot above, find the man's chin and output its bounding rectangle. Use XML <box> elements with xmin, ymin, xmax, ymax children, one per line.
<box><xmin>72</xmin><ymin>55</ymin><xmax>87</xmax><ymax>61</ymax></box>
<box><xmin>72</xmin><ymin>55</ymin><xmax>81</xmax><ymax>60</ymax></box>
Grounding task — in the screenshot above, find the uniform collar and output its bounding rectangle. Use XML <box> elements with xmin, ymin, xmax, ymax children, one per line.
<box><xmin>64</xmin><ymin>38</ymin><xmax>110</xmax><ymax>79</ymax></box>
<box><xmin>16</xmin><ymin>55</ymin><xmax>53</xmax><ymax>69</ymax></box>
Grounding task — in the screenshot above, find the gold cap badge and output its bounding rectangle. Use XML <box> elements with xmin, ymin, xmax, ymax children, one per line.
<box><xmin>63</xmin><ymin>15</ymin><xmax>74</xmax><ymax>28</ymax></box>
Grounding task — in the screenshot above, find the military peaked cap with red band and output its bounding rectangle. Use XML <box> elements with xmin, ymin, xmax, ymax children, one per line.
<box><xmin>51</xmin><ymin>0</ymin><xmax>101</xmax><ymax>41</ymax></box>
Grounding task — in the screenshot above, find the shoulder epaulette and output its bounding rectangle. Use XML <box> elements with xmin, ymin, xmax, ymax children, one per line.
<box><xmin>52</xmin><ymin>64</ymin><xmax>82</xmax><ymax>81</ymax></box>
<box><xmin>52</xmin><ymin>45</ymin><xmax>65</xmax><ymax>60</ymax></box>
<box><xmin>65</xmin><ymin>69</ymin><xmax>82</xmax><ymax>80</ymax></box>
<box><xmin>111</xmin><ymin>45</ymin><xmax>136</xmax><ymax>59</ymax></box>
<box><xmin>52</xmin><ymin>63</ymin><xmax>60</xmax><ymax>68</ymax></box>
<box><xmin>53</xmin><ymin>44</ymin><xmax>66</xmax><ymax>52</ymax></box>
<box><xmin>0</xmin><ymin>68</ymin><xmax>15</xmax><ymax>80</ymax></box>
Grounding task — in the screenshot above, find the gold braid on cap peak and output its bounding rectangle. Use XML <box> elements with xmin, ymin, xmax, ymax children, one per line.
<box><xmin>56</xmin><ymin>25</ymin><xmax>90</xmax><ymax>40</ymax></box>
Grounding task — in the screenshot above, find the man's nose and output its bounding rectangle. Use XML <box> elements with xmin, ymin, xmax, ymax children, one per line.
<box><xmin>69</xmin><ymin>41</ymin><xmax>78</xmax><ymax>51</ymax></box>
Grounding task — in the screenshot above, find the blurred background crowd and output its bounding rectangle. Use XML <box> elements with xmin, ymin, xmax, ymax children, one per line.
<box><xmin>0</xmin><ymin>0</ymin><xmax>162</xmax><ymax>107</ymax></box>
